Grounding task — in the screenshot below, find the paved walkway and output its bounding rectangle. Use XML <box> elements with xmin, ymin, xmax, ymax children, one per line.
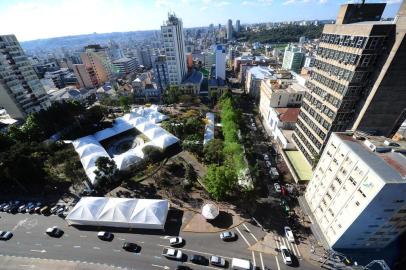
<box><xmin>183</xmin><ymin>210</ymin><xmax>244</xmax><ymax>233</ymax></box>
<box><xmin>0</xmin><ymin>254</ymin><xmax>126</xmax><ymax>270</ymax></box>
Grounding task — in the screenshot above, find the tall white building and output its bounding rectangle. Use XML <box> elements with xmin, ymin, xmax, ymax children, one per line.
<box><xmin>215</xmin><ymin>45</ymin><xmax>226</xmax><ymax>80</ymax></box>
<box><xmin>227</xmin><ymin>19</ymin><xmax>233</xmax><ymax>40</ymax></box>
<box><xmin>0</xmin><ymin>35</ymin><xmax>50</xmax><ymax>119</ymax></box>
<box><xmin>236</xmin><ymin>20</ymin><xmax>241</xmax><ymax>33</ymax></box>
<box><xmin>161</xmin><ymin>14</ymin><xmax>187</xmax><ymax>85</ymax></box>
<box><xmin>305</xmin><ymin>132</ymin><xmax>406</xmax><ymax>249</ymax></box>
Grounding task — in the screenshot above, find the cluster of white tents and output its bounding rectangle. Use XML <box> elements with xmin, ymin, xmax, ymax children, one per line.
<box><xmin>72</xmin><ymin>105</ymin><xmax>179</xmax><ymax>185</ymax></box>
<box><xmin>203</xmin><ymin>112</ymin><xmax>215</xmax><ymax>145</ymax></box>
<box><xmin>65</xmin><ymin>197</ymin><xmax>169</xmax><ymax>230</ymax></box>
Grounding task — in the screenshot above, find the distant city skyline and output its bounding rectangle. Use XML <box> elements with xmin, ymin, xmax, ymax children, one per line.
<box><xmin>0</xmin><ymin>0</ymin><xmax>402</xmax><ymax>42</ymax></box>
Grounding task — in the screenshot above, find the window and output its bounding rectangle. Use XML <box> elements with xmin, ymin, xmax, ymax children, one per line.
<box><xmin>393</xmin><ymin>200</ymin><xmax>405</xmax><ymax>203</ymax></box>
<box><xmin>355</xmin><ymin>201</ymin><xmax>360</xmax><ymax>207</ymax></box>
<box><xmin>358</xmin><ymin>188</ymin><xmax>366</xmax><ymax>198</ymax></box>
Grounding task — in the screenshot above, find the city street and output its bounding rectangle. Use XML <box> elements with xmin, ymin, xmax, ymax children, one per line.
<box><xmin>0</xmin><ymin>212</ymin><xmax>317</xmax><ymax>270</ymax></box>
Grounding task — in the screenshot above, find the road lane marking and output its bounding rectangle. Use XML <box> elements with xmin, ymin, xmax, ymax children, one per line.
<box><xmin>79</xmin><ymin>235</ymin><xmax>87</xmax><ymax>238</ymax></box>
<box><xmin>243</xmin><ymin>223</ymin><xmax>259</xmax><ymax>242</ymax></box>
<box><xmin>26</xmin><ymin>232</ymin><xmax>31</xmax><ymax>234</ymax></box>
<box><xmin>73</xmin><ymin>246</ymin><xmax>81</xmax><ymax>248</ymax></box>
<box><xmin>30</xmin><ymin>249</ymin><xmax>46</xmax><ymax>253</ymax></box>
<box><xmin>159</xmin><ymin>236</ymin><xmax>171</xmax><ymax>239</ymax></box>
<box><xmin>275</xmin><ymin>256</ymin><xmax>281</xmax><ymax>270</ymax></box>
<box><xmin>12</xmin><ymin>218</ymin><xmax>28</xmax><ymax>231</ymax></box>
<box><xmin>235</xmin><ymin>227</ymin><xmax>251</xmax><ymax>247</ymax></box>
<box><xmin>54</xmin><ymin>244</ymin><xmax>62</xmax><ymax>247</ymax></box>
<box><xmin>151</xmin><ymin>264</ymin><xmax>169</xmax><ymax>269</ymax></box>
<box><xmin>118</xmin><ymin>238</ymin><xmax>126</xmax><ymax>241</ymax></box>
<box><xmin>35</xmin><ymin>243</ymin><xmax>42</xmax><ymax>246</ymax></box>
<box><xmin>19</xmin><ymin>265</ymin><xmax>35</xmax><ymax>268</ymax></box>
<box><xmin>93</xmin><ymin>247</ymin><xmax>100</xmax><ymax>250</ymax></box>
<box><xmin>252</xmin><ymin>251</ymin><xmax>256</xmax><ymax>267</ymax></box>
<box><xmin>154</xmin><ymin>256</ymin><xmax>163</xmax><ymax>259</ymax></box>
<box><xmin>294</xmin><ymin>242</ymin><xmax>302</xmax><ymax>257</ymax></box>
<box><xmin>259</xmin><ymin>253</ymin><xmax>265</xmax><ymax>270</ymax></box>
<box><xmin>157</xmin><ymin>244</ymin><xmax>233</xmax><ymax>260</ymax></box>
<box><xmin>113</xmin><ymin>249</ymin><xmax>121</xmax><ymax>252</ymax></box>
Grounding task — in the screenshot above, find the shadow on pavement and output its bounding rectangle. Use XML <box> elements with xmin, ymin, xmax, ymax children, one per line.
<box><xmin>208</xmin><ymin>211</ymin><xmax>233</xmax><ymax>229</ymax></box>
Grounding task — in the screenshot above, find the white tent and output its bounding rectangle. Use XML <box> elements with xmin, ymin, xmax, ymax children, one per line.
<box><xmin>201</xmin><ymin>203</ymin><xmax>219</xmax><ymax>220</ymax></box>
<box><xmin>153</xmin><ymin>134</ymin><xmax>179</xmax><ymax>149</ymax></box>
<box><xmin>144</xmin><ymin>127</ymin><xmax>167</xmax><ymax>140</ymax></box>
<box><xmin>94</xmin><ymin>128</ymin><xmax>117</xmax><ymax>141</ymax></box>
<box><xmin>113</xmin><ymin>150</ymin><xmax>143</xmax><ymax>170</ymax></box>
<box><xmin>65</xmin><ymin>197</ymin><xmax>169</xmax><ymax>230</ymax></box>
<box><xmin>135</xmin><ymin>121</ymin><xmax>156</xmax><ymax>132</ymax></box>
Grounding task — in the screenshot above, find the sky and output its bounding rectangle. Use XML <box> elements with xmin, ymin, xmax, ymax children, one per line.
<box><xmin>0</xmin><ymin>0</ymin><xmax>403</xmax><ymax>41</ymax></box>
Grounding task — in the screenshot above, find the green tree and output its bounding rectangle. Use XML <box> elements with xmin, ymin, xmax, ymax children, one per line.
<box><xmin>142</xmin><ymin>145</ymin><xmax>163</xmax><ymax>163</ymax></box>
<box><xmin>182</xmin><ymin>134</ymin><xmax>202</xmax><ymax>155</ymax></box>
<box><xmin>184</xmin><ymin>163</ymin><xmax>197</xmax><ymax>188</ymax></box>
<box><xmin>204</xmin><ymin>165</ymin><xmax>236</xmax><ymax>201</ymax></box>
<box><xmin>119</xmin><ymin>95</ymin><xmax>131</xmax><ymax>112</ymax></box>
<box><xmin>184</xmin><ymin>116</ymin><xmax>203</xmax><ymax>135</ymax></box>
<box><xmin>94</xmin><ymin>157</ymin><xmax>118</xmax><ymax>188</ymax></box>
<box><xmin>203</xmin><ymin>139</ymin><xmax>224</xmax><ymax>165</ymax></box>
<box><xmin>162</xmin><ymin>85</ymin><xmax>181</xmax><ymax>104</ymax></box>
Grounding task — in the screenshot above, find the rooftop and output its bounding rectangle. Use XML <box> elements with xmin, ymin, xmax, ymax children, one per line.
<box><xmin>248</xmin><ymin>66</ymin><xmax>274</xmax><ymax>80</ymax></box>
<box><xmin>275</xmin><ymin>108</ymin><xmax>300</xmax><ymax>123</ymax></box>
<box><xmin>113</xmin><ymin>57</ymin><xmax>135</xmax><ymax>64</ymax></box>
<box><xmin>182</xmin><ymin>70</ymin><xmax>203</xmax><ymax>84</ymax></box>
<box><xmin>334</xmin><ymin>132</ymin><xmax>406</xmax><ymax>182</ymax></box>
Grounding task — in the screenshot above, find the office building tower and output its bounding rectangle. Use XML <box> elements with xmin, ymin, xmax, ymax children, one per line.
<box><xmin>282</xmin><ymin>44</ymin><xmax>305</xmax><ymax>73</ymax></box>
<box><xmin>137</xmin><ymin>47</ymin><xmax>153</xmax><ymax>68</ymax></box>
<box><xmin>0</xmin><ymin>35</ymin><xmax>50</xmax><ymax>119</ymax></box>
<box><xmin>108</xmin><ymin>40</ymin><xmax>124</xmax><ymax>61</ymax></box>
<box><xmin>227</xmin><ymin>19</ymin><xmax>233</xmax><ymax>40</ymax></box>
<box><xmin>153</xmin><ymin>55</ymin><xmax>169</xmax><ymax>92</ymax></box>
<box><xmin>293</xmin><ymin>3</ymin><xmax>406</xmax><ymax>165</ymax></box>
<box><xmin>161</xmin><ymin>13</ymin><xmax>187</xmax><ymax>85</ymax></box>
<box><xmin>72</xmin><ymin>64</ymin><xmax>94</xmax><ymax>89</ymax></box>
<box><xmin>203</xmin><ymin>51</ymin><xmax>215</xmax><ymax>70</ymax></box>
<box><xmin>81</xmin><ymin>45</ymin><xmax>113</xmax><ymax>86</ymax></box>
<box><xmin>304</xmin><ymin>132</ymin><xmax>406</xmax><ymax>249</ymax></box>
<box><xmin>215</xmin><ymin>45</ymin><xmax>226</xmax><ymax>80</ymax></box>
<box><xmin>236</xmin><ymin>20</ymin><xmax>241</xmax><ymax>33</ymax></box>
<box><xmin>112</xmin><ymin>57</ymin><xmax>138</xmax><ymax>75</ymax></box>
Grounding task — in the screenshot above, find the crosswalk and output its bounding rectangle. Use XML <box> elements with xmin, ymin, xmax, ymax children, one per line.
<box><xmin>274</xmin><ymin>235</ymin><xmax>302</xmax><ymax>258</ymax></box>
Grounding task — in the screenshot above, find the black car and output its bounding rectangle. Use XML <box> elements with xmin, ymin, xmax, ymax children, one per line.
<box><xmin>97</xmin><ymin>231</ymin><xmax>114</xmax><ymax>241</ymax></box>
<box><xmin>0</xmin><ymin>231</ymin><xmax>13</xmax><ymax>240</ymax></box>
<box><xmin>190</xmin><ymin>254</ymin><xmax>208</xmax><ymax>265</ymax></box>
<box><xmin>122</xmin><ymin>242</ymin><xmax>140</xmax><ymax>252</ymax></box>
<box><xmin>46</xmin><ymin>226</ymin><xmax>64</xmax><ymax>237</ymax></box>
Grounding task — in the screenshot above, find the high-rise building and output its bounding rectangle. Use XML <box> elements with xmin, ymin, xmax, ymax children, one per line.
<box><xmin>215</xmin><ymin>45</ymin><xmax>226</xmax><ymax>80</ymax></box>
<box><xmin>293</xmin><ymin>3</ymin><xmax>406</xmax><ymax>165</ymax></box>
<box><xmin>236</xmin><ymin>20</ymin><xmax>241</xmax><ymax>33</ymax></box>
<box><xmin>72</xmin><ymin>64</ymin><xmax>94</xmax><ymax>89</ymax></box>
<box><xmin>161</xmin><ymin>13</ymin><xmax>187</xmax><ymax>85</ymax></box>
<box><xmin>112</xmin><ymin>57</ymin><xmax>138</xmax><ymax>75</ymax></box>
<box><xmin>137</xmin><ymin>46</ymin><xmax>153</xmax><ymax>68</ymax></box>
<box><xmin>153</xmin><ymin>55</ymin><xmax>169</xmax><ymax>92</ymax></box>
<box><xmin>0</xmin><ymin>35</ymin><xmax>50</xmax><ymax>119</ymax></box>
<box><xmin>282</xmin><ymin>44</ymin><xmax>305</xmax><ymax>73</ymax></box>
<box><xmin>304</xmin><ymin>132</ymin><xmax>406</xmax><ymax>249</ymax></box>
<box><xmin>227</xmin><ymin>19</ymin><xmax>233</xmax><ymax>40</ymax></box>
<box><xmin>108</xmin><ymin>40</ymin><xmax>124</xmax><ymax>61</ymax></box>
<box><xmin>81</xmin><ymin>45</ymin><xmax>113</xmax><ymax>87</ymax></box>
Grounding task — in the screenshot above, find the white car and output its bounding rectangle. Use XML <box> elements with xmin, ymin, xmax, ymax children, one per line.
<box><xmin>265</xmin><ymin>161</ymin><xmax>272</xmax><ymax>168</ymax></box>
<box><xmin>210</xmin><ymin>255</ymin><xmax>226</xmax><ymax>267</ymax></box>
<box><xmin>274</xmin><ymin>183</ymin><xmax>281</xmax><ymax>193</ymax></box>
<box><xmin>162</xmin><ymin>248</ymin><xmax>183</xmax><ymax>260</ymax></box>
<box><xmin>280</xmin><ymin>245</ymin><xmax>292</xmax><ymax>265</ymax></box>
<box><xmin>220</xmin><ymin>231</ymin><xmax>236</xmax><ymax>241</ymax></box>
<box><xmin>263</xmin><ymin>154</ymin><xmax>269</xmax><ymax>161</ymax></box>
<box><xmin>284</xmin><ymin>226</ymin><xmax>295</xmax><ymax>243</ymax></box>
<box><xmin>169</xmin><ymin>237</ymin><xmax>184</xmax><ymax>246</ymax></box>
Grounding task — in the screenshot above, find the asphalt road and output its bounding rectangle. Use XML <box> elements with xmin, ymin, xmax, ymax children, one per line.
<box><xmin>0</xmin><ymin>212</ymin><xmax>317</xmax><ymax>270</ymax></box>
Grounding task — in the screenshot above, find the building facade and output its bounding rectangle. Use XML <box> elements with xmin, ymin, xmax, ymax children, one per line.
<box><xmin>245</xmin><ymin>66</ymin><xmax>274</xmax><ymax>100</ymax></box>
<box><xmin>112</xmin><ymin>57</ymin><xmax>138</xmax><ymax>75</ymax></box>
<box><xmin>161</xmin><ymin>14</ymin><xmax>187</xmax><ymax>85</ymax></box>
<box><xmin>227</xmin><ymin>19</ymin><xmax>233</xmax><ymax>40</ymax></box>
<box><xmin>236</xmin><ymin>20</ymin><xmax>241</xmax><ymax>33</ymax></box>
<box><xmin>153</xmin><ymin>55</ymin><xmax>169</xmax><ymax>92</ymax></box>
<box><xmin>0</xmin><ymin>35</ymin><xmax>50</xmax><ymax>119</ymax></box>
<box><xmin>81</xmin><ymin>45</ymin><xmax>113</xmax><ymax>87</ymax></box>
<box><xmin>282</xmin><ymin>44</ymin><xmax>305</xmax><ymax>73</ymax></box>
<box><xmin>293</xmin><ymin>3</ymin><xmax>406</xmax><ymax>165</ymax></box>
<box><xmin>305</xmin><ymin>132</ymin><xmax>406</xmax><ymax>249</ymax></box>
<box><xmin>215</xmin><ymin>45</ymin><xmax>226</xmax><ymax>80</ymax></box>
<box><xmin>72</xmin><ymin>64</ymin><xmax>94</xmax><ymax>89</ymax></box>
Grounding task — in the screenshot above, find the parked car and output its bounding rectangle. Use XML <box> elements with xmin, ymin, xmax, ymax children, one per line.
<box><xmin>25</xmin><ymin>202</ymin><xmax>36</xmax><ymax>213</ymax></box>
<box><xmin>0</xmin><ymin>231</ymin><xmax>13</xmax><ymax>240</ymax></box>
<box><xmin>0</xmin><ymin>202</ymin><xmax>8</xmax><ymax>211</ymax></box>
<box><xmin>18</xmin><ymin>203</ymin><xmax>27</xmax><ymax>213</ymax></box>
<box><xmin>220</xmin><ymin>231</ymin><xmax>236</xmax><ymax>241</ymax></box>
<box><xmin>34</xmin><ymin>203</ymin><xmax>42</xmax><ymax>213</ymax></box>
<box><xmin>190</xmin><ymin>254</ymin><xmax>208</xmax><ymax>265</ymax></box>
<box><xmin>263</xmin><ymin>154</ymin><xmax>269</xmax><ymax>161</ymax></box>
<box><xmin>7</xmin><ymin>202</ymin><xmax>20</xmax><ymax>213</ymax></box>
<box><xmin>39</xmin><ymin>206</ymin><xmax>49</xmax><ymax>215</ymax></box>
<box><xmin>46</xmin><ymin>226</ymin><xmax>64</xmax><ymax>237</ymax></box>
<box><xmin>50</xmin><ymin>205</ymin><xmax>63</xmax><ymax>215</ymax></box>
<box><xmin>162</xmin><ymin>248</ymin><xmax>182</xmax><ymax>260</ymax></box>
<box><xmin>97</xmin><ymin>231</ymin><xmax>113</xmax><ymax>241</ymax></box>
<box><xmin>210</xmin><ymin>255</ymin><xmax>226</xmax><ymax>267</ymax></box>
<box><xmin>274</xmin><ymin>183</ymin><xmax>281</xmax><ymax>193</ymax></box>
<box><xmin>231</xmin><ymin>258</ymin><xmax>252</xmax><ymax>270</ymax></box>
<box><xmin>284</xmin><ymin>226</ymin><xmax>295</xmax><ymax>243</ymax></box>
<box><xmin>269</xmin><ymin>167</ymin><xmax>279</xmax><ymax>180</ymax></box>
<box><xmin>280</xmin><ymin>245</ymin><xmax>292</xmax><ymax>265</ymax></box>
<box><xmin>122</xmin><ymin>242</ymin><xmax>140</xmax><ymax>252</ymax></box>
<box><xmin>55</xmin><ymin>205</ymin><xmax>65</xmax><ymax>215</ymax></box>
<box><xmin>169</xmin><ymin>237</ymin><xmax>184</xmax><ymax>246</ymax></box>
<box><xmin>265</xmin><ymin>161</ymin><xmax>272</xmax><ymax>168</ymax></box>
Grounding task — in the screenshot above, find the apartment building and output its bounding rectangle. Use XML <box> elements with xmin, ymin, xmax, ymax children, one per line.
<box><xmin>161</xmin><ymin>14</ymin><xmax>187</xmax><ymax>85</ymax></box>
<box><xmin>81</xmin><ymin>45</ymin><xmax>113</xmax><ymax>87</ymax></box>
<box><xmin>305</xmin><ymin>132</ymin><xmax>406</xmax><ymax>249</ymax></box>
<box><xmin>282</xmin><ymin>44</ymin><xmax>305</xmax><ymax>73</ymax></box>
<box><xmin>293</xmin><ymin>3</ymin><xmax>406</xmax><ymax>165</ymax></box>
<box><xmin>0</xmin><ymin>35</ymin><xmax>50</xmax><ymax>119</ymax></box>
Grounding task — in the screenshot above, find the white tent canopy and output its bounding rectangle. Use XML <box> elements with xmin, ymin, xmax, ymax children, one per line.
<box><xmin>66</xmin><ymin>197</ymin><xmax>169</xmax><ymax>230</ymax></box>
<box><xmin>201</xmin><ymin>203</ymin><xmax>219</xmax><ymax>220</ymax></box>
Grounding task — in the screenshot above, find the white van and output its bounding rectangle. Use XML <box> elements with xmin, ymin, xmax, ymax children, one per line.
<box><xmin>231</xmin><ymin>258</ymin><xmax>252</xmax><ymax>270</ymax></box>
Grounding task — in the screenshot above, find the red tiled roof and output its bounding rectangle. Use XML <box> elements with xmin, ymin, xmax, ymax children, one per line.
<box><xmin>275</xmin><ymin>108</ymin><xmax>300</xmax><ymax>123</ymax></box>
